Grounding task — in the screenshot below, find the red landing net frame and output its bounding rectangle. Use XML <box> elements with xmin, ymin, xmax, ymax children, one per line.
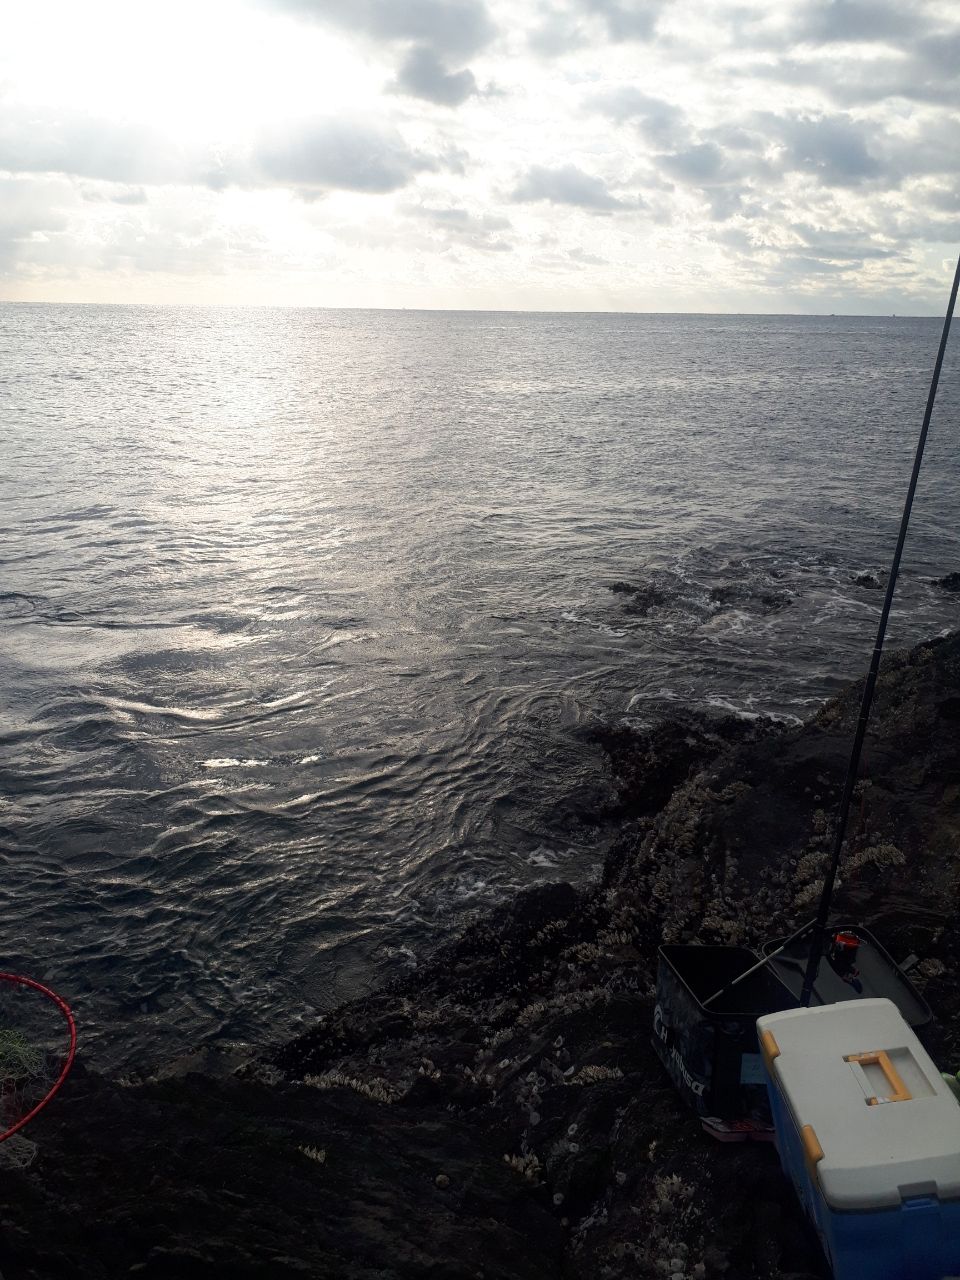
<box><xmin>0</xmin><ymin>972</ymin><xmax>77</xmax><ymax>1144</ymax></box>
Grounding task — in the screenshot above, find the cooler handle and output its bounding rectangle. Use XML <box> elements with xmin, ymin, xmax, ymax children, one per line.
<box><xmin>801</xmin><ymin>1124</ymin><xmax>824</xmax><ymax>1181</ymax></box>
<box><xmin>759</xmin><ymin>1029</ymin><xmax>780</xmax><ymax>1073</ymax></box>
<box><xmin>843</xmin><ymin>1050</ymin><xmax>912</xmax><ymax>1105</ymax></box>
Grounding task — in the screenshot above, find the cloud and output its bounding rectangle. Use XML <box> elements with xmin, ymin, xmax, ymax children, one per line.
<box><xmin>94</xmin><ymin>212</ymin><xmax>267</xmax><ymax>276</ymax></box>
<box><xmin>255</xmin><ymin>119</ymin><xmax>438</xmax><ymax>193</ymax></box>
<box><xmin>2</xmin><ymin>0</ymin><xmax>957</xmax><ymax>308</ymax></box>
<box><xmin>511</xmin><ymin>163</ymin><xmax>629</xmax><ymax>210</ymax></box>
<box><xmin>790</xmin><ymin>225</ymin><xmax>898</xmax><ymax>262</ymax></box>
<box><xmin>707</xmin><ymin>125</ymin><xmax>761</xmax><ymax>153</ymax></box>
<box><xmin>772</xmin><ymin>254</ymin><xmax>852</xmax><ymax>277</ymax></box>
<box><xmin>0</xmin><ymin>107</ymin><xmax>445</xmax><ymax>199</ymax></box>
<box><xmin>879</xmin><ymin>209</ymin><xmax>960</xmax><ymax>245</ymax></box>
<box><xmin>659</xmin><ymin>142</ymin><xmax>727</xmax><ymax>185</ymax></box>
<box><xmin>390</xmin><ymin>44</ymin><xmax>479</xmax><ymax>105</ymax></box>
<box><xmin>264</xmin><ymin>0</ymin><xmax>497</xmax><ymax>111</ymax></box>
<box><xmin>266</xmin><ymin>0</ymin><xmax>496</xmax><ymax>57</ymax></box>
<box><xmin>414</xmin><ymin>204</ymin><xmax>512</xmax><ymax>250</ymax></box>
<box><xmin>791</xmin><ymin>0</ymin><xmax>931</xmax><ymax>45</ymax></box>
<box><xmin>567</xmin><ymin>246</ymin><xmax>606</xmax><ymax>264</ymax></box>
<box><xmin>80</xmin><ymin>184</ymin><xmax>149</xmax><ymax>205</ymax></box>
<box><xmin>768</xmin><ymin>113</ymin><xmax>883</xmax><ymax>187</ymax></box>
<box><xmin>0</xmin><ymin>112</ymin><xmax>184</xmax><ymax>185</ymax></box>
<box><xmin>919</xmin><ymin>26</ymin><xmax>960</xmax><ymax>79</ymax></box>
<box><xmin>586</xmin><ymin>87</ymin><xmax>687</xmax><ymax>147</ymax></box>
<box><xmin>654</xmin><ymin>138</ymin><xmax>769</xmax><ymax>220</ymax></box>
<box><xmin>0</xmin><ymin>177</ymin><xmax>74</xmax><ymax>272</ymax></box>
<box><xmin>528</xmin><ymin>0</ymin><xmax>664</xmax><ymax>53</ymax></box>
<box><xmin>747</xmin><ymin>50</ymin><xmax>953</xmax><ymax>108</ymax></box>
<box><xmin>929</xmin><ymin>185</ymin><xmax>960</xmax><ymax>214</ymax></box>
<box><xmin>0</xmin><ymin>163</ymin><xmax>256</xmax><ymax>288</ymax></box>
<box><xmin>649</xmin><ymin>110</ymin><xmax>888</xmax><ymax>227</ymax></box>
<box><xmin>579</xmin><ymin>0</ymin><xmax>664</xmax><ymax>41</ymax></box>
<box><xmin>0</xmin><ymin>175</ymin><xmax>272</xmax><ymax>281</ymax></box>
<box><xmin>743</xmin><ymin>4</ymin><xmax>960</xmax><ymax>107</ymax></box>
<box><xmin>527</xmin><ymin>7</ymin><xmax>587</xmax><ymax>56</ymax></box>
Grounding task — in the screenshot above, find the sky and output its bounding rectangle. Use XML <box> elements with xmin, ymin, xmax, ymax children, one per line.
<box><xmin>1</xmin><ymin>0</ymin><xmax>958</xmax><ymax>312</ymax></box>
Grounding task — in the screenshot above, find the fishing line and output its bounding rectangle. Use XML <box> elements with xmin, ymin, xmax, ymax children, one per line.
<box><xmin>800</xmin><ymin>250</ymin><xmax>960</xmax><ymax>1007</ymax></box>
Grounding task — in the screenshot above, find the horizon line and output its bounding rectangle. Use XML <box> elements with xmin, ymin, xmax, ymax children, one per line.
<box><xmin>0</xmin><ymin>299</ymin><xmax>937</xmax><ymax>319</ymax></box>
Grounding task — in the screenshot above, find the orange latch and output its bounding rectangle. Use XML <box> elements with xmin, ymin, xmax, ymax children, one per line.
<box><xmin>760</xmin><ymin>1029</ymin><xmax>780</xmax><ymax>1073</ymax></box>
<box><xmin>801</xmin><ymin>1124</ymin><xmax>824</xmax><ymax>1180</ymax></box>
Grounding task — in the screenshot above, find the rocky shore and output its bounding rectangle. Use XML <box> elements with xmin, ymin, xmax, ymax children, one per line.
<box><xmin>4</xmin><ymin>632</ymin><xmax>960</xmax><ymax>1279</ymax></box>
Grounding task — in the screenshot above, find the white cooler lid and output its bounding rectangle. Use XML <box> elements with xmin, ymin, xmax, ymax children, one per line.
<box><xmin>758</xmin><ymin>998</ymin><xmax>960</xmax><ymax>1211</ymax></box>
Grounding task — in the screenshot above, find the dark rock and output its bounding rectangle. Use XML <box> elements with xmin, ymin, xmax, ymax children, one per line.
<box><xmin>936</xmin><ymin>571</ymin><xmax>960</xmax><ymax>592</ymax></box>
<box><xmin>709</xmin><ymin>584</ymin><xmax>793</xmax><ymax>612</ymax></box>
<box><xmin>592</xmin><ymin>709</ymin><xmax>777</xmax><ymax>830</ymax></box>
<box><xmin>623</xmin><ymin>585</ymin><xmax>671</xmax><ymax>615</ymax></box>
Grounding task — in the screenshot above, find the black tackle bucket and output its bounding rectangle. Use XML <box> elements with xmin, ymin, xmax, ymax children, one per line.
<box><xmin>761</xmin><ymin>924</ymin><xmax>932</xmax><ymax>1028</ymax></box>
<box><xmin>654</xmin><ymin>944</ymin><xmax>797</xmax><ymax>1120</ymax></box>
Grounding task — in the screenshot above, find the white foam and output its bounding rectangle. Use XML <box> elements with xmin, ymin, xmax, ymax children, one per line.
<box><xmin>704</xmin><ymin>696</ymin><xmax>802</xmax><ymax>726</ymax></box>
<box><xmin>627</xmin><ymin>687</ymin><xmax>681</xmax><ymax>709</ymax></box>
<box><xmin>201</xmin><ymin>757</ymin><xmax>265</xmax><ymax>769</ymax></box>
<box><xmin>526</xmin><ymin>846</ymin><xmax>561</xmax><ymax>869</ymax></box>
<box><xmin>560</xmin><ymin>610</ymin><xmax>627</xmax><ymax>639</ymax></box>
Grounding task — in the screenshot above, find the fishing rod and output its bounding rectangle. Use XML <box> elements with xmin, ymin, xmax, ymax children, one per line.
<box><xmin>700</xmin><ymin>917</ymin><xmax>815</xmax><ymax>1009</ymax></box>
<box><xmin>799</xmin><ymin>250</ymin><xmax>960</xmax><ymax>1008</ymax></box>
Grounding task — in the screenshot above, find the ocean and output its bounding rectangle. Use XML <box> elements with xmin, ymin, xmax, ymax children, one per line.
<box><xmin>2</xmin><ymin>304</ymin><xmax>959</xmax><ymax>1071</ymax></box>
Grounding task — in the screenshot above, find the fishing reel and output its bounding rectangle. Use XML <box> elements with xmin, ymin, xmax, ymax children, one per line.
<box><xmin>826</xmin><ymin>930</ymin><xmax>863</xmax><ymax>993</ymax></box>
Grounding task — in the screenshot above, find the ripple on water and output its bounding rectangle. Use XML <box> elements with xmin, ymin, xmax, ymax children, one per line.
<box><xmin>2</xmin><ymin>307</ymin><xmax>959</xmax><ymax>1069</ymax></box>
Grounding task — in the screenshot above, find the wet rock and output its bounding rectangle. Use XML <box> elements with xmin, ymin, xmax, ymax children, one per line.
<box><xmin>935</xmin><ymin>571</ymin><xmax>960</xmax><ymax>592</ymax></box>
<box><xmin>621</xmin><ymin>584</ymin><xmax>671</xmax><ymax>615</ymax></box>
<box><xmin>592</xmin><ymin>710</ymin><xmax>777</xmax><ymax>829</ymax></box>
<box><xmin>851</xmin><ymin>570</ymin><xmax>886</xmax><ymax>589</ymax></box>
<box><xmin>708</xmin><ymin>584</ymin><xmax>793</xmax><ymax>612</ymax></box>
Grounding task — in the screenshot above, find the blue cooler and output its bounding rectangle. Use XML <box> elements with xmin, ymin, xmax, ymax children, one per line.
<box><xmin>758</xmin><ymin>999</ymin><xmax>960</xmax><ymax>1280</ymax></box>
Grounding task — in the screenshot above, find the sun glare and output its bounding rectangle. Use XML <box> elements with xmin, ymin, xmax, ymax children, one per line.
<box><xmin>2</xmin><ymin>0</ymin><xmax>381</xmax><ymax>143</ymax></box>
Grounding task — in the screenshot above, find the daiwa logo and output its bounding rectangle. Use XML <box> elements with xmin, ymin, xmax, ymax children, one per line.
<box><xmin>653</xmin><ymin>1004</ymin><xmax>706</xmax><ymax>1098</ymax></box>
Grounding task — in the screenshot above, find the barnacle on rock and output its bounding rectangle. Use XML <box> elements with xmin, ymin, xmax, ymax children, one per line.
<box><xmin>565</xmin><ymin>1065</ymin><xmax>624</xmax><ymax>1086</ymax></box>
<box><xmin>503</xmin><ymin>1152</ymin><xmax>543</xmax><ymax>1184</ymax></box>
<box><xmin>844</xmin><ymin>841</ymin><xmax>906</xmax><ymax>874</ymax></box>
<box><xmin>303</xmin><ymin>1071</ymin><xmax>401</xmax><ymax>1104</ymax></box>
<box><xmin>516</xmin><ymin>986</ymin><xmax>611</xmax><ymax>1029</ymax></box>
<box><xmin>298</xmin><ymin>1145</ymin><xmax>326</xmax><ymax>1164</ymax></box>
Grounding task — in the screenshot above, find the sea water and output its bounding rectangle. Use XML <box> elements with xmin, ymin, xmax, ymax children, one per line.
<box><xmin>2</xmin><ymin>305</ymin><xmax>958</xmax><ymax>1069</ymax></box>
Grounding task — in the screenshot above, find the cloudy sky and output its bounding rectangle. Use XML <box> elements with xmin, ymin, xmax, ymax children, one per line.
<box><xmin>1</xmin><ymin>0</ymin><xmax>958</xmax><ymax>311</ymax></box>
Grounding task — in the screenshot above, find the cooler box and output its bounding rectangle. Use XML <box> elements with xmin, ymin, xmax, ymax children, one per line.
<box><xmin>654</xmin><ymin>944</ymin><xmax>796</xmax><ymax>1119</ymax></box>
<box><xmin>758</xmin><ymin>999</ymin><xmax>960</xmax><ymax>1280</ymax></box>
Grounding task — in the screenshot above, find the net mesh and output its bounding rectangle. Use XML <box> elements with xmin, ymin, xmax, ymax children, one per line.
<box><xmin>0</xmin><ymin>1133</ymin><xmax>38</xmax><ymax>1170</ymax></box>
<box><xmin>0</xmin><ymin>976</ymin><xmax>74</xmax><ymax>1144</ymax></box>
<box><xmin>0</xmin><ymin>1030</ymin><xmax>45</xmax><ymax>1078</ymax></box>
